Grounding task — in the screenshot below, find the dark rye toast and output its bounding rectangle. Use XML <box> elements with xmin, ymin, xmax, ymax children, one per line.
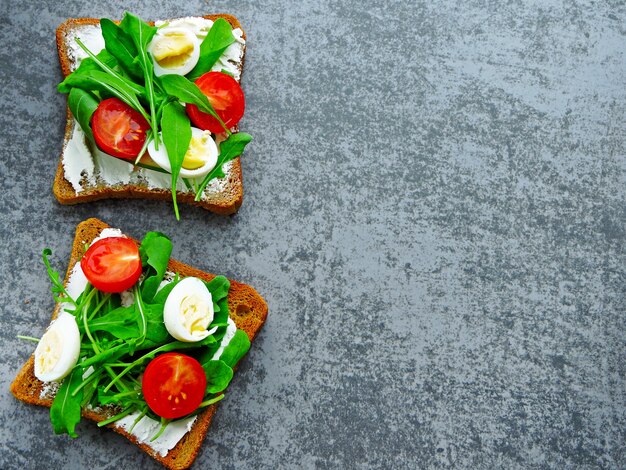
<box><xmin>54</xmin><ymin>15</ymin><xmax>247</xmax><ymax>215</ymax></box>
<box><xmin>11</xmin><ymin>218</ymin><xmax>268</xmax><ymax>469</ymax></box>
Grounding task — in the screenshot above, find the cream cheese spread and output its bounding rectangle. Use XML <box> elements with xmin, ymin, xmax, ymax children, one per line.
<box><xmin>43</xmin><ymin>227</ymin><xmax>237</xmax><ymax>455</ymax></box>
<box><xmin>61</xmin><ymin>17</ymin><xmax>244</xmax><ymax>198</ymax></box>
<box><xmin>212</xmin><ymin>317</ymin><xmax>237</xmax><ymax>360</ymax></box>
<box><xmin>115</xmin><ymin>412</ymin><xmax>198</xmax><ymax>457</ymax></box>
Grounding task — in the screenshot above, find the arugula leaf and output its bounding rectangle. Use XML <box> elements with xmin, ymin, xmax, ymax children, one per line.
<box><xmin>58</xmin><ymin>49</ymin><xmax>118</xmax><ymax>93</ymax></box>
<box><xmin>73</xmin><ymin>38</ymin><xmax>147</xmax><ymax>98</ymax></box>
<box><xmin>139</xmin><ymin>231</ymin><xmax>172</xmax><ymax>302</ymax></box>
<box><xmin>194</xmin><ymin>343</ymin><xmax>221</xmax><ymax>366</ymax></box>
<box><xmin>195</xmin><ymin>132</ymin><xmax>253</xmax><ymax>201</ymax></box>
<box><xmin>194</xmin><ymin>276</ymin><xmax>232</xmax><ymax>345</ymax></box>
<box><xmin>187</xmin><ymin>19</ymin><xmax>236</xmax><ymax>81</ymax></box>
<box><xmin>60</xmin><ymin>69</ymin><xmax>148</xmax><ymax>122</ymax></box>
<box><xmin>87</xmin><ymin>305</ymin><xmax>139</xmax><ymax>340</ymax></box>
<box><xmin>213</xmin><ymin>297</ymin><xmax>230</xmax><ymax>333</ymax></box>
<box><xmin>80</xmin><ymin>342</ymin><xmax>130</xmax><ymax>368</ymax></box>
<box><xmin>107</xmin><ymin>294</ymin><xmax>122</xmax><ymax>312</ymax></box>
<box><xmin>42</xmin><ymin>248</ymin><xmax>77</xmax><ymax>307</ymax></box>
<box><xmin>100</xmin><ymin>18</ymin><xmax>143</xmax><ymax>79</ymax></box>
<box><xmin>118</xmin><ymin>12</ymin><xmax>159</xmax><ymax>146</ymax></box>
<box><xmin>205</xmin><ymin>275</ymin><xmax>230</xmax><ymax>303</ymax></box>
<box><xmin>119</xmin><ymin>12</ymin><xmax>157</xmax><ymax>57</ymax></box>
<box><xmin>152</xmin><ymin>279</ymin><xmax>178</xmax><ymax>304</ymax></box>
<box><xmin>80</xmin><ymin>377</ymin><xmax>99</xmax><ymax>408</ymax></box>
<box><xmin>97</xmin><ymin>389</ymin><xmax>122</xmax><ymax>406</ymax></box>
<box><xmin>219</xmin><ymin>330</ymin><xmax>251</xmax><ymax>368</ymax></box>
<box><xmin>133</xmin><ymin>285</ymin><xmax>148</xmax><ymax>347</ymax></box>
<box><xmin>202</xmin><ymin>360</ymin><xmax>234</xmax><ymax>394</ymax></box>
<box><xmin>88</xmin><ymin>299</ymin><xmax>168</xmax><ymax>347</ymax></box>
<box><xmin>161</xmin><ymin>101</ymin><xmax>191</xmax><ymax>220</ymax></box>
<box><xmin>97</xmin><ymin>388</ymin><xmax>140</xmax><ymax>406</ymax></box>
<box><xmin>144</xmin><ymin>302</ymin><xmax>170</xmax><ymax>344</ymax></box>
<box><xmin>67</xmin><ymin>88</ymin><xmax>99</xmax><ymax>140</ymax></box>
<box><xmin>159</xmin><ymin>74</ymin><xmax>228</xmax><ymax>132</ymax></box>
<box><xmin>50</xmin><ymin>368</ymin><xmax>83</xmax><ymax>437</ymax></box>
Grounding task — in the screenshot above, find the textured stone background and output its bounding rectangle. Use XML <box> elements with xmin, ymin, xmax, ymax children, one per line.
<box><xmin>0</xmin><ymin>0</ymin><xmax>624</xmax><ymax>469</ymax></box>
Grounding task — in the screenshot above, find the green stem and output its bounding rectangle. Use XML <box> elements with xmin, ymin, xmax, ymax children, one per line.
<box><xmin>173</xmin><ymin>181</ymin><xmax>181</xmax><ymax>221</ymax></box>
<box><xmin>134</xmin><ymin>285</ymin><xmax>147</xmax><ymax>346</ymax></box>
<box><xmin>134</xmin><ymin>130</ymin><xmax>153</xmax><ymax>165</ymax></box>
<box><xmin>145</xmin><ymin>76</ymin><xmax>158</xmax><ymax>151</ymax></box>
<box><xmin>43</xmin><ymin>249</ymin><xmax>79</xmax><ymax>308</ymax></box>
<box><xmin>72</xmin><ymin>369</ymin><xmax>103</xmax><ymax>397</ymax></box>
<box><xmin>194</xmin><ymin>165</ymin><xmax>222</xmax><ymax>201</ymax></box>
<box><xmin>199</xmin><ymin>394</ymin><xmax>225</xmax><ymax>408</ymax></box>
<box><xmin>128</xmin><ymin>408</ymin><xmax>148</xmax><ymax>434</ymax></box>
<box><xmin>87</xmin><ymin>292</ymin><xmax>112</xmax><ymax>321</ymax></box>
<box><xmin>76</xmin><ymin>285</ymin><xmax>96</xmax><ymax>324</ymax></box>
<box><xmin>97</xmin><ymin>406</ymin><xmax>135</xmax><ymax>427</ymax></box>
<box><xmin>82</xmin><ymin>289</ymin><xmax>101</xmax><ymax>354</ymax></box>
<box><xmin>106</xmin><ymin>371</ymin><xmax>130</xmax><ymax>393</ymax></box>
<box><xmin>16</xmin><ymin>335</ymin><xmax>40</xmax><ymax>343</ymax></box>
<box><xmin>110</xmin><ymin>390</ymin><xmax>139</xmax><ymax>401</ymax></box>
<box><xmin>80</xmin><ymin>342</ymin><xmax>130</xmax><ymax>368</ymax></box>
<box><xmin>76</xmin><ymin>289</ymin><xmax>126</xmax><ymax>392</ymax></box>
<box><xmin>150</xmin><ymin>417</ymin><xmax>170</xmax><ymax>441</ymax></box>
<box><xmin>138</xmin><ymin>160</ymin><xmax>168</xmax><ymax>173</ymax></box>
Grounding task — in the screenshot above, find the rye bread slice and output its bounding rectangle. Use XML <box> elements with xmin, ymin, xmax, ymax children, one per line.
<box><xmin>54</xmin><ymin>15</ymin><xmax>247</xmax><ymax>215</ymax></box>
<box><xmin>10</xmin><ymin>218</ymin><xmax>268</xmax><ymax>469</ymax></box>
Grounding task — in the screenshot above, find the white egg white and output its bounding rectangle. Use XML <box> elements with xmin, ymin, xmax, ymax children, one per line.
<box><xmin>149</xmin><ymin>26</ymin><xmax>200</xmax><ymax>77</ymax></box>
<box><xmin>164</xmin><ymin>277</ymin><xmax>217</xmax><ymax>342</ymax></box>
<box><xmin>34</xmin><ymin>312</ymin><xmax>81</xmax><ymax>382</ymax></box>
<box><xmin>147</xmin><ymin>127</ymin><xmax>218</xmax><ymax>179</ymax></box>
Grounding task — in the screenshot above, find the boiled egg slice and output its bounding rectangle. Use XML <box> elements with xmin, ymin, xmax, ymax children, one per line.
<box><xmin>164</xmin><ymin>277</ymin><xmax>218</xmax><ymax>342</ymax></box>
<box><xmin>34</xmin><ymin>312</ymin><xmax>81</xmax><ymax>382</ymax></box>
<box><xmin>147</xmin><ymin>127</ymin><xmax>218</xmax><ymax>179</ymax></box>
<box><xmin>149</xmin><ymin>27</ymin><xmax>200</xmax><ymax>77</ymax></box>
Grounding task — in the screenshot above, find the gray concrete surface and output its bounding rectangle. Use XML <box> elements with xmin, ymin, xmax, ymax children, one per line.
<box><xmin>0</xmin><ymin>0</ymin><xmax>624</xmax><ymax>468</ymax></box>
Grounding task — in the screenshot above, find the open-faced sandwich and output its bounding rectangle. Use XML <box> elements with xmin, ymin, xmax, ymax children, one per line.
<box><xmin>55</xmin><ymin>12</ymin><xmax>252</xmax><ymax>218</ymax></box>
<box><xmin>11</xmin><ymin>218</ymin><xmax>268</xmax><ymax>469</ymax></box>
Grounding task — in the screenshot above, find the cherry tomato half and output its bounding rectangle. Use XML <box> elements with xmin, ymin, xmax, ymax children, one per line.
<box><xmin>91</xmin><ymin>98</ymin><xmax>150</xmax><ymax>160</ymax></box>
<box><xmin>187</xmin><ymin>72</ymin><xmax>245</xmax><ymax>133</ymax></box>
<box><xmin>80</xmin><ymin>237</ymin><xmax>142</xmax><ymax>293</ymax></box>
<box><xmin>142</xmin><ymin>352</ymin><xmax>207</xmax><ymax>419</ymax></box>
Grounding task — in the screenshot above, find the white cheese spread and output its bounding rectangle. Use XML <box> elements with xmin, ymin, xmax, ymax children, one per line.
<box><xmin>61</xmin><ymin>17</ymin><xmax>245</xmax><ymax>197</ymax></box>
<box><xmin>115</xmin><ymin>412</ymin><xmax>197</xmax><ymax>457</ymax></box>
<box><xmin>212</xmin><ymin>317</ymin><xmax>237</xmax><ymax>360</ymax></box>
<box><xmin>62</xmin><ymin>121</ymin><xmax>95</xmax><ymax>191</ymax></box>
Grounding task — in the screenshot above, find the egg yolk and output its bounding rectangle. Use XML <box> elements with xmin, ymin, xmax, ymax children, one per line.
<box><xmin>182</xmin><ymin>134</ymin><xmax>210</xmax><ymax>170</ymax></box>
<box><xmin>36</xmin><ymin>329</ymin><xmax>62</xmax><ymax>375</ymax></box>
<box><xmin>153</xmin><ymin>32</ymin><xmax>194</xmax><ymax>69</ymax></box>
<box><xmin>179</xmin><ymin>294</ymin><xmax>211</xmax><ymax>337</ymax></box>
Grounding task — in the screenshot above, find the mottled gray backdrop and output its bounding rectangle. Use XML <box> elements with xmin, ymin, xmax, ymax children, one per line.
<box><xmin>0</xmin><ymin>0</ymin><xmax>624</xmax><ymax>469</ymax></box>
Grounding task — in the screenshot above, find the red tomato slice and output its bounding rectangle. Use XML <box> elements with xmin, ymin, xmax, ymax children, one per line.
<box><xmin>187</xmin><ymin>72</ymin><xmax>245</xmax><ymax>133</ymax></box>
<box><xmin>142</xmin><ymin>353</ymin><xmax>207</xmax><ymax>419</ymax></box>
<box><xmin>80</xmin><ymin>237</ymin><xmax>142</xmax><ymax>293</ymax></box>
<box><xmin>91</xmin><ymin>98</ymin><xmax>150</xmax><ymax>160</ymax></box>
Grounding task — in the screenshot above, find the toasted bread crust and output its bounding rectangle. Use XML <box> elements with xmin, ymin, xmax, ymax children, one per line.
<box><xmin>54</xmin><ymin>15</ymin><xmax>247</xmax><ymax>216</ymax></box>
<box><xmin>10</xmin><ymin>218</ymin><xmax>268</xmax><ymax>470</ymax></box>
